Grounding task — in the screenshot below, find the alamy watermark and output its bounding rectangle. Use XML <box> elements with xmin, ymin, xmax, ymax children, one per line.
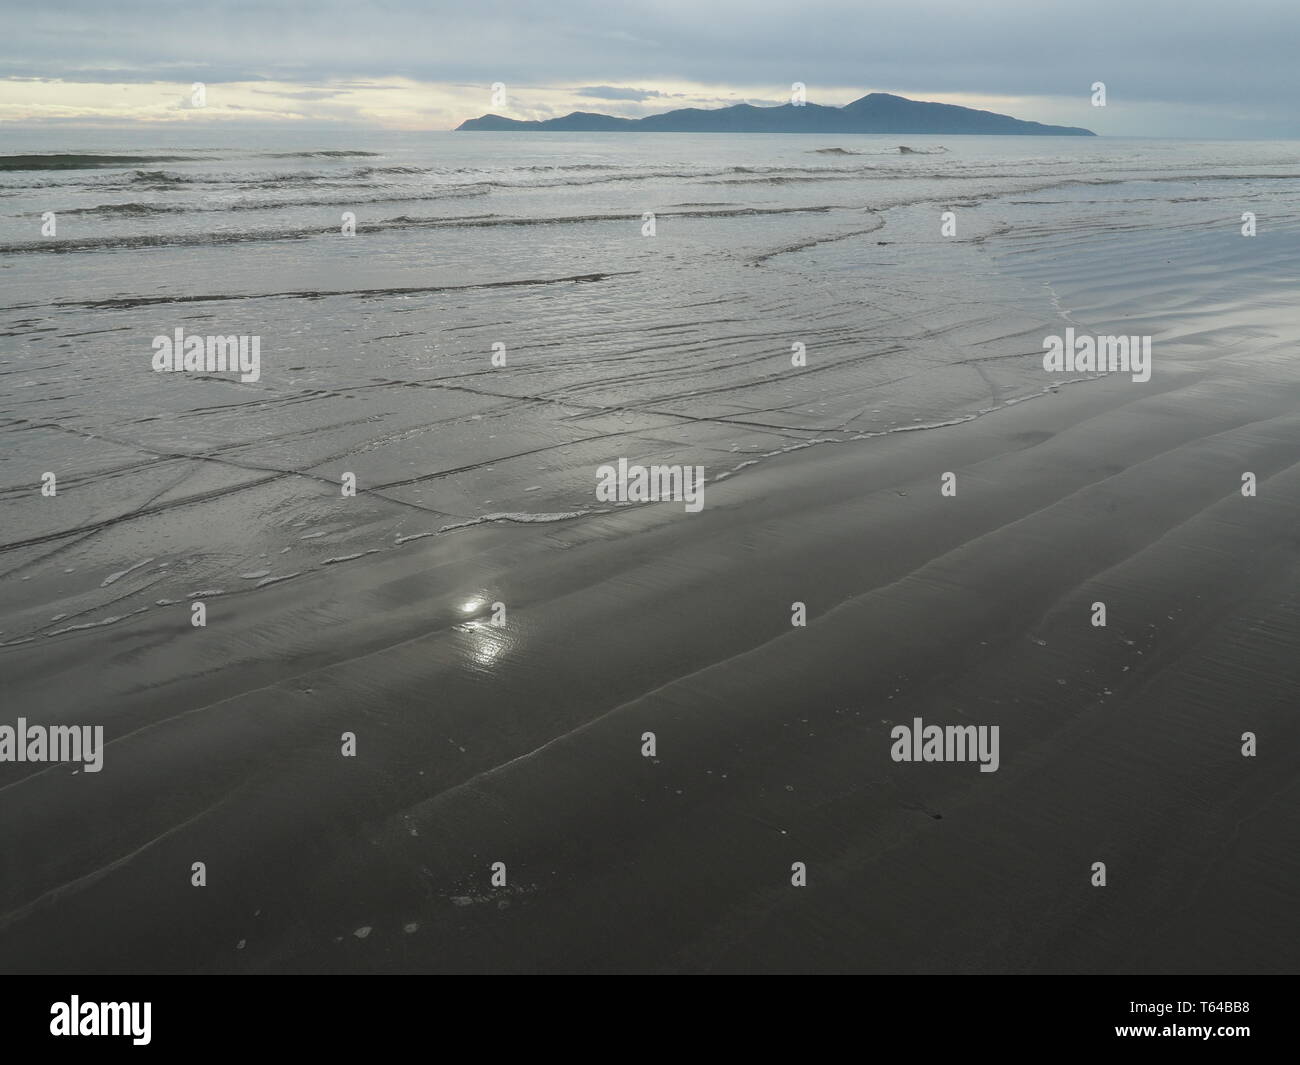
<box><xmin>152</xmin><ymin>328</ymin><xmax>261</xmax><ymax>383</ymax></box>
<box><xmin>595</xmin><ymin>458</ymin><xmax>705</xmax><ymax>512</ymax></box>
<box><xmin>50</xmin><ymin>997</ymin><xmax>150</xmax><ymax>1045</ymax></box>
<box><xmin>890</xmin><ymin>716</ymin><xmax>1000</xmax><ymax>773</ymax></box>
<box><xmin>0</xmin><ymin>719</ymin><xmax>104</xmax><ymax>772</ymax></box>
<box><xmin>1043</xmin><ymin>327</ymin><xmax>1151</xmax><ymax>383</ymax></box>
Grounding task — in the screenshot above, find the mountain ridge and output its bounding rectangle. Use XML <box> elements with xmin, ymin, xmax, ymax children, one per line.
<box><xmin>456</xmin><ymin>92</ymin><xmax>1096</xmax><ymax>136</ymax></box>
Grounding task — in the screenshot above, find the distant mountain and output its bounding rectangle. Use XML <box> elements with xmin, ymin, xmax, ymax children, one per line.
<box><xmin>456</xmin><ymin>92</ymin><xmax>1096</xmax><ymax>136</ymax></box>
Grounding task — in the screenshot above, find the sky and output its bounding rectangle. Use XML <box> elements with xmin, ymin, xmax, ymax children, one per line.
<box><xmin>2</xmin><ymin>0</ymin><xmax>1298</xmax><ymax>138</ymax></box>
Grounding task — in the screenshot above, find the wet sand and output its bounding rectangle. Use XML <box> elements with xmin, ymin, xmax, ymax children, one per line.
<box><xmin>2</xmin><ymin>354</ymin><xmax>1298</xmax><ymax>974</ymax></box>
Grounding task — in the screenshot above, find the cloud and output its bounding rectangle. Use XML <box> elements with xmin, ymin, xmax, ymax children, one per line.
<box><xmin>575</xmin><ymin>85</ymin><xmax>667</xmax><ymax>101</ymax></box>
<box><xmin>250</xmin><ymin>87</ymin><xmax>350</xmax><ymax>101</ymax></box>
<box><xmin>1</xmin><ymin>1</ymin><xmax>1297</xmax><ymax>135</ymax></box>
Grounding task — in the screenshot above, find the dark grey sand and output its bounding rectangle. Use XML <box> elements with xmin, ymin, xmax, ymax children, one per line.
<box><xmin>2</xmin><ymin>355</ymin><xmax>1297</xmax><ymax>974</ymax></box>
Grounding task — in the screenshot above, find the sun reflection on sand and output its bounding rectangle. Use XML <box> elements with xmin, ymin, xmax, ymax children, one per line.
<box><xmin>453</xmin><ymin>600</ymin><xmax>510</xmax><ymax>668</ymax></box>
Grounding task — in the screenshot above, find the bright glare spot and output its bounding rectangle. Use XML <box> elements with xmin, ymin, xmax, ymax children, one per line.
<box><xmin>460</xmin><ymin>599</ymin><xmax>483</xmax><ymax>613</ymax></box>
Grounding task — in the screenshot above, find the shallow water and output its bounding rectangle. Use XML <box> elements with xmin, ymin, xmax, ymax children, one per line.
<box><xmin>2</xmin><ymin>131</ymin><xmax>1298</xmax><ymax>644</ymax></box>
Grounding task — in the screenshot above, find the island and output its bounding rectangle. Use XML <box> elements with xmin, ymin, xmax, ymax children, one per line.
<box><xmin>456</xmin><ymin>91</ymin><xmax>1096</xmax><ymax>136</ymax></box>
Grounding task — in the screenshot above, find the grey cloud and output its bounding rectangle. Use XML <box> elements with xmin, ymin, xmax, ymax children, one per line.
<box><xmin>575</xmin><ymin>86</ymin><xmax>667</xmax><ymax>101</ymax></box>
<box><xmin>250</xmin><ymin>87</ymin><xmax>350</xmax><ymax>100</ymax></box>
<box><xmin>2</xmin><ymin>0</ymin><xmax>1298</xmax><ymax>135</ymax></box>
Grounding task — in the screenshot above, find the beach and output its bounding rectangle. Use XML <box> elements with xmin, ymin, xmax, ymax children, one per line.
<box><xmin>2</xmin><ymin>133</ymin><xmax>1298</xmax><ymax>972</ymax></box>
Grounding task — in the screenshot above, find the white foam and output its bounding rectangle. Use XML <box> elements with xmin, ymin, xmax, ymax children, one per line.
<box><xmin>438</xmin><ymin>510</ymin><xmax>592</xmax><ymax>533</ymax></box>
<box><xmin>48</xmin><ymin>607</ymin><xmax>148</xmax><ymax>637</ymax></box>
<box><xmin>101</xmin><ymin>558</ymin><xmax>155</xmax><ymax>587</ymax></box>
<box><xmin>323</xmin><ymin>550</ymin><xmax>380</xmax><ymax>565</ymax></box>
<box><xmin>255</xmin><ymin>571</ymin><xmax>302</xmax><ymax>587</ymax></box>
